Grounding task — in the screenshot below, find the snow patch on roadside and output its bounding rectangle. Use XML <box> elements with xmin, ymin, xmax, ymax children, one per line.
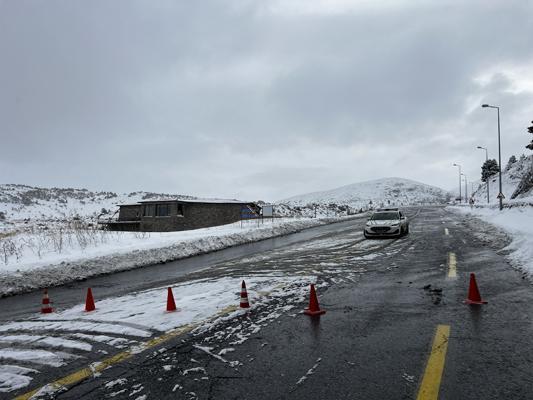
<box><xmin>0</xmin><ymin>320</ymin><xmax>151</xmax><ymax>338</ymax></box>
<box><xmin>182</xmin><ymin>367</ymin><xmax>206</xmax><ymax>376</ymax></box>
<box><xmin>71</xmin><ymin>333</ymin><xmax>135</xmax><ymax>348</ymax></box>
<box><xmin>37</xmin><ymin>275</ymin><xmax>315</xmax><ymax>333</ymax></box>
<box><xmin>0</xmin><ymin>334</ymin><xmax>92</xmax><ymax>351</ymax></box>
<box><xmin>104</xmin><ymin>378</ymin><xmax>127</xmax><ymax>389</ymax></box>
<box><xmin>296</xmin><ymin>357</ymin><xmax>322</xmax><ymax>385</ymax></box>
<box><xmin>0</xmin><ymin>365</ymin><xmax>38</xmax><ymax>393</ymax></box>
<box><xmin>0</xmin><ymin>348</ymin><xmax>77</xmax><ymax>367</ymax></box>
<box><xmin>193</xmin><ymin>345</ymin><xmax>241</xmax><ymax>368</ymax></box>
<box><xmin>450</xmin><ymin>206</ymin><xmax>533</xmax><ymax>276</ymax></box>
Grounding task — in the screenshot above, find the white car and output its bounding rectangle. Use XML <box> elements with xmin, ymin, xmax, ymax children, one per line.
<box><xmin>363</xmin><ymin>208</ymin><xmax>409</xmax><ymax>238</ymax></box>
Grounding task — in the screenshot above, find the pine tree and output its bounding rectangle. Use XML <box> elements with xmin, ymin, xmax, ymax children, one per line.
<box><xmin>481</xmin><ymin>159</ymin><xmax>500</xmax><ymax>182</ymax></box>
<box><xmin>505</xmin><ymin>155</ymin><xmax>517</xmax><ymax>171</ymax></box>
<box><xmin>512</xmin><ymin>121</ymin><xmax>533</xmax><ymax>198</ymax></box>
<box><xmin>527</xmin><ymin>120</ymin><xmax>533</xmax><ymax>150</ymax></box>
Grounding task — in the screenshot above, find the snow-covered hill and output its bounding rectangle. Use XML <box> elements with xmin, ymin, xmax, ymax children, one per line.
<box><xmin>0</xmin><ymin>184</ymin><xmax>195</xmax><ymax>223</ymax></box>
<box><xmin>470</xmin><ymin>154</ymin><xmax>533</xmax><ymax>206</ymax></box>
<box><xmin>277</xmin><ymin>177</ymin><xmax>450</xmax><ymax>216</ymax></box>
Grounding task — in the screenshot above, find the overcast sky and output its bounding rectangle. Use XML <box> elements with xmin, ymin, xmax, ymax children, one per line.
<box><xmin>1</xmin><ymin>0</ymin><xmax>532</xmax><ymax>201</ymax></box>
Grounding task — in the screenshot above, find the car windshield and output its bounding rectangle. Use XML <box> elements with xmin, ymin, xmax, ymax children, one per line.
<box><xmin>371</xmin><ymin>212</ymin><xmax>399</xmax><ymax>221</ymax></box>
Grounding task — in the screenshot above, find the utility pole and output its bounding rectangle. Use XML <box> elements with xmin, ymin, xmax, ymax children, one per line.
<box><xmin>482</xmin><ymin>104</ymin><xmax>504</xmax><ymax>210</ymax></box>
<box><xmin>465</xmin><ymin>175</ymin><xmax>468</xmax><ymax>202</ymax></box>
<box><xmin>453</xmin><ymin>164</ymin><xmax>462</xmax><ymax>203</ymax></box>
<box><xmin>462</xmin><ymin>173</ymin><xmax>468</xmax><ymax>202</ymax></box>
<box><xmin>477</xmin><ymin>146</ymin><xmax>490</xmax><ymax>204</ymax></box>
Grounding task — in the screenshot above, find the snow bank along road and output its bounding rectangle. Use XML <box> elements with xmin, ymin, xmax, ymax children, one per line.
<box><xmin>450</xmin><ymin>204</ymin><xmax>533</xmax><ymax>277</ymax></box>
<box><xmin>0</xmin><ymin>216</ymin><xmax>350</xmax><ymax>297</ymax></box>
<box><xmin>3</xmin><ymin>206</ymin><xmax>533</xmax><ymax>399</ymax></box>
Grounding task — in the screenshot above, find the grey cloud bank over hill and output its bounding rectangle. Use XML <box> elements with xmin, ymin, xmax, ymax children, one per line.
<box><xmin>1</xmin><ymin>0</ymin><xmax>532</xmax><ymax>201</ymax></box>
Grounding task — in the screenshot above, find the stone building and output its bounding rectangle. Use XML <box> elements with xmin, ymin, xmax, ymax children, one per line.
<box><xmin>102</xmin><ymin>199</ymin><xmax>259</xmax><ymax>232</ymax></box>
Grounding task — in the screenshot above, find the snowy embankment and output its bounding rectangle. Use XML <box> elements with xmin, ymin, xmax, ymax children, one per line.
<box><xmin>0</xmin><ymin>217</ymin><xmax>351</xmax><ymax>297</ymax></box>
<box><xmin>469</xmin><ymin>154</ymin><xmax>533</xmax><ymax>205</ymax></box>
<box><xmin>450</xmin><ymin>205</ymin><xmax>533</xmax><ymax>276</ymax></box>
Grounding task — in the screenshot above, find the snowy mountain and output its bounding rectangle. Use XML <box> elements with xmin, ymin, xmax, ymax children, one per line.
<box><xmin>470</xmin><ymin>154</ymin><xmax>533</xmax><ymax>205</ymax></box>
<box><xmin>277</xmin><ymin>177</ymin><xmax>450</xmax><ymax>216</ymax></box>
<box><xmin>0</xmin><ymin>184</ymin><xmax>196</xmax><ymax>223</ymax></box>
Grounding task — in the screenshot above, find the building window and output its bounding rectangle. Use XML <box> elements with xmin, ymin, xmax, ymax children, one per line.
<box><xmin>143</xmin><ymin>204</ymin><xmax>155</xmax><ymax>217</ymax></box>
<box><xmin>156</xmin><ymin>204</ymin><xmax>170</xmax><ymax>217</ymax></box>
<box><xmin>177</xmin><ymin>204</ymin><xmax>184</xmax><ymax>216</ymax></box>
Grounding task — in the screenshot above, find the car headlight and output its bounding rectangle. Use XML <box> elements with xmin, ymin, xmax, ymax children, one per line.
<box><xmin>391</xmin><ymin>223</ymin><xmax>399</xmax><ymax>226</ymax></box>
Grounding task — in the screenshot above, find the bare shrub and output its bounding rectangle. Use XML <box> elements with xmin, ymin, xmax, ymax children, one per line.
<box><xmin>51</xmin><ymin>227</ymin><xmax>64</xmax><ymax>253</ymax></box>
<box><xmin>133</xmin><ymin>231</ymin><xmax>150</xmax><ymax>239</ymax></box>
<box><xmin>1</xmin><ymin>238</ymin><xmax>21</xmax><ymax>265</ymax></box>
<box><xmin>21</xmin><ymin>229</ymin><xmax>48</xmax><ymax>259</ymax></box>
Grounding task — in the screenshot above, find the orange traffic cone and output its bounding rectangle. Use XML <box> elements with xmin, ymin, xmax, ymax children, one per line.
<box><xmin>240</xmin><ymin>280</ymin><xmax>250</xmax><ymax>308</ymax></box>
<box><xmin>41</xmin><ymin>289</ymin><xmax>53</xmax><ymax>314</ymax></box>
<box><xmin>304</xmin><ymin>284</ymin><xmax>326</xmax><ymax>316</ymax></box>
<box><xmin>85</xmin><ymin>288</ymin><xmax>96</xmax><ymax>312</ymax></box>
<box><xmin>166</xmin><ymin>287</ymin><xmax>177</xmax><ymax>312</ymax></box>
<box><xmin>464</xmin><ymin>273</ymin><xmax>487</xmax><ymax>305</ymax></box>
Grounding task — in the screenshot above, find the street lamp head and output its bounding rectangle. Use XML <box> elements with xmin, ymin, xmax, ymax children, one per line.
<box><xmin>477</xmin><ymin>146</ymin><xmax>483</xmax><ymax>149</ymax></box>
<box><xmin>482</xmin><ymin>104</ymin><xmax>489</xmax><ymax>108</ymax></box>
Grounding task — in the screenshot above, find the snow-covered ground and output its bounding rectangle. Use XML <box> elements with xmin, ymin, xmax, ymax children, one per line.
<box><xmin>0</xmin><ymin>217</ymin><xmax>348</xmax><ymax>297</ymax></box>
<box><xmin>0</xmin><ymin>184</ymin><xmax>197</xmax><ymax>223</ymax></box>
<box><xmin>450</xmin><ymin>205</ymin><xmax>533</xmax><ymax>276</ymax></box>
<box><xmin>0</xmin><ymin>273</ymin><xmax>319</xmax><ymax>394</ymax></box>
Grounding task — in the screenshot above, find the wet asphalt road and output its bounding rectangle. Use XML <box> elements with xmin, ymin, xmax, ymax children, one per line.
<box><xmin>7</xmin><ymin>206</ymin><xmax>533</xmax><ymax>399</ymax></box>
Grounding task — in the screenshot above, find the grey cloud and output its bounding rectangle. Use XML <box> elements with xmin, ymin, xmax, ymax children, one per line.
<box><xmin>1</xmin><ymin>0</ymin><xmax>532</xmax><ymax>200</ymax></box>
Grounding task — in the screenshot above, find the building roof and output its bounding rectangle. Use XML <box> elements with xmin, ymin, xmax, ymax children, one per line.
<box><xmin>118</xmin><ymin>198</ymin><xmax>254</xmax><ymax>206</ymax></box>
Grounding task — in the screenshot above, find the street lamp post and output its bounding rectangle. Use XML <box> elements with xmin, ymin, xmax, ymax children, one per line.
<box><xmin>462</xmin><ymin>173</ymin><xmax>468</xmax><ymax>202</ymax></box>
<box><xmin>476</xmin><ymin>146</ymin><xmax>490</xmax><ymax>204</ymax></box>
<box><xmin>453</xmin><ymin>163</ymin><xmax>462</xmax><ymax>203</ymax></box>
<box><xmin>482</xmin><ymin>104</ymin><xmax>503</xmax><ymax>210</ymax></box>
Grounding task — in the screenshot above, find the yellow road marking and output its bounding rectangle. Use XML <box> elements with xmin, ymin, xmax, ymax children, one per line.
<box><xmin>417</xmin><ymin>324</ymin><xmax>451</xmax><ymax>400</ymax></box>
<box><xmin>447</xmin><ymin>252</ymin><xmax>457</xmax><ymax>278</ymax></box>
<box><xmin>15</xmin><ymin>304</ymin><xmax>243</xmax><ymax>400</ymax></box>
<box><xmin>444</xmin><ymin>228</ymin><xmax>449</xmax><ymax>235</ymax></box>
